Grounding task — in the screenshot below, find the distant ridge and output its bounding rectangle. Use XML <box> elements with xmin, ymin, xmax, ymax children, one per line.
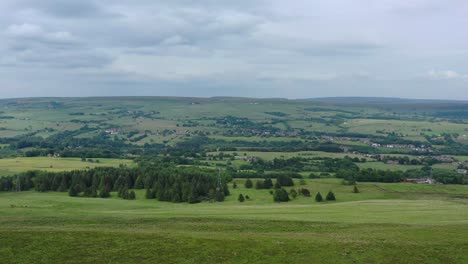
<box><xmin>303</xmin><ymin>97</ymin><xmax>468</xmax><ymax>103</ymax></box>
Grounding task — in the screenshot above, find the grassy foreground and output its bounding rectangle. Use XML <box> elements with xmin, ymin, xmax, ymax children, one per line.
<box><xmin>1</xmin><ymin>179</ymin><xmax>467</xmax><ymax>263</ymax></box>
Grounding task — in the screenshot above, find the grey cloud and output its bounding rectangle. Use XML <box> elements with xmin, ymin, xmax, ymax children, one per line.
<box><xmin>0</xmin><ymin>0</ymin><xmax>467</xmax><ymax>99</ymax></box>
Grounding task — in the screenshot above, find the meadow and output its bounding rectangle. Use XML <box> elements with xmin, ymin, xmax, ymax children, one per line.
<box><xmin>1</xmin><ymin>179</ymin><xmax>467</xmax><ymax>263</ymax></box>
<box><xmin>1</xmin><ymin>97</ymin><xmax>468</xmax><ymax>263</ymax></box>
<box><xmin>0</xmin><ymin>157</ymin><xmax>133</xmax><ymax>176</ymax></box>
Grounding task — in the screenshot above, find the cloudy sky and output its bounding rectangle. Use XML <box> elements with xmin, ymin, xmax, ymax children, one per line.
<box><xmin>1</xmin><ymin>0</ymin><xmax>467</xmax><ymax>99</ymax></box>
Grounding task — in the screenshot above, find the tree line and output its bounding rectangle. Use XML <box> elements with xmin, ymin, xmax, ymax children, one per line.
<box><xmin>0</xmin><ymin>161</ymin><xmax>230</xmax><ymax>203</ymax></box>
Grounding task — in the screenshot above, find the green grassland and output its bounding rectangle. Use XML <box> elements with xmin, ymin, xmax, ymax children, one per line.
<box><xmin>0</xmin><ymin>157</ymin><xmax>133</xmax><ymax>176</ymax></box>
<box><xmin>1</xmin><ymin>178</ymin><xmax>467</xmax><ymax>263</ymax></box>
<box><xmin>1</xmin><ymin>97</ymin><xmax>468</xmax><ymax>263</ymax></box>
<box><xmin>1</xmin><ymin>97</ymin><xmax>467</xmax><ymax>146</ymax></box>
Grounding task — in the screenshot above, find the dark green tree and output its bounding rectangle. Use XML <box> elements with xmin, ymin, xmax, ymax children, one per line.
<box><xmin>326</xmin><ymin>191</ymin><xmax>336</xmax><ymax>201</ymax></box>
<box><xmin>273</xmin><ymin>188</ymin><xmax>290</xmax><ymax>202</ymax></box>
<box><xmin>99</xmin><ymin>186</ymin><xmax>110</xmax><ymax>198</ymax></box>
<box><xmin>215</xmin><ymin>190</ymin><xmax>225</xmax><ymax>202</ymax></box>
<box><xmin>68</xmin><ymin>184</ymin><xmax>79</xmax><ymax>197</ymax></box>
<box><xmin>133</xmin><ymin>176</ymin><xmax>144</xmax><ymax>189</ymax></box>
<box><xmin>255</xmin><ymin>180</ymin><xmax>264</xmax><ymax>189</ymax></box>
<box><xmin>315</xmin><ymin>192</ymin><xmax>323</xmax><ymax>202</ymax></box>
<box><xmin>263</xmin><ymin>178</ymin><xmax>273</xmax><ymax>189</ymax></box>
<box><xmin>238</xmin><ymin>194</ymin><xmax>245</xmax><ymax>202</ymax></box>
<box><xmin>128</xmin><ymin>190</ymin><xmax>136</xmax><ymax>200</ymax></box>
<box><xmin>353</xmin><ymin>185</ymin><xmax>360</xmax><ymax>193</ymax></box>
<box><xmin>245</xmin><ymin>178</ymin><xmax>253</xmax><ymax>188</ymax></box>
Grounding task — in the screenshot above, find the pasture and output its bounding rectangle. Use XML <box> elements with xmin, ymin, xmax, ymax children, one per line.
<box><xmin>1</xmin><ymin>179</ymin><xmax>467</xmax><ymax>263</ymax></box>
<box><xmin>0</xmin><ymin>157</ymin><xmax>133</xmax><ymax>177</ymax></box>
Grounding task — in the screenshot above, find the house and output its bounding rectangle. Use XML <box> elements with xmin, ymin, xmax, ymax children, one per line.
<box><xmin>457</xmin><ymin>169</ymin><xmax>468</xmax><ymax>174</ymax></box>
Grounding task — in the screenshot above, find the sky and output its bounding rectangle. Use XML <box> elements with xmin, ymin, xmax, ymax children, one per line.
<box><xmin>1</xmin><ymin>0</ymin><xmax>468</xmax><ymax>99</ymax></box>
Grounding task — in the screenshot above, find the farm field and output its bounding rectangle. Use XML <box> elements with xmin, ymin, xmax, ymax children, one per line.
<box><xmin>1</xmin><ymin>179</ymin><xmax>467</xmax><ymax>263</ymax></box>
<box><xmin>1</xmin><ymin>97</ymin><xmax>468</xmax><ymax>263</ymax></box>
<box><xmin>0</xmin><ymin>157</ymin><xmax>133</xmax><ymax>176</ymax></box>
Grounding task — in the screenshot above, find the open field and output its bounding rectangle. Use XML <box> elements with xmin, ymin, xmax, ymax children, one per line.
<box><xmin>0</xmin><ymin>157</ymin><xmax>134</xmax><ymax>176</ymax></box>
<box><xmin>1</xmin><ymin>97</ymin><xmax>468</xmax><ymax>263</ymax></box>
<box><xmin>1</xmin><ymin>179</ymin><xmax>467</xmax><ymax>263</ymax></box>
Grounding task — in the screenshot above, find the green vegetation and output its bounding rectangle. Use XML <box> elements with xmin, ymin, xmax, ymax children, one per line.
<box><xmin>1</xmin><ymin>96</ymin><xmax>468</xmax><ymax>263</ymax></box>
<box><xmin>0</xmin><ymin>157</ymin><xmax>133</xmax><ymax>176</ymax></box>
<box><xmin>1</xmin><ymin>178</ymin><xmax>467</xmax><ymax>263</ymax></box>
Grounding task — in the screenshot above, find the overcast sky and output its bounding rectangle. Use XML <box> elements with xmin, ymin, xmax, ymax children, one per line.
<box><xmin>1</xmin><ymin>0</ymin><xmax>468</xmax><ymax>99</ymax></box>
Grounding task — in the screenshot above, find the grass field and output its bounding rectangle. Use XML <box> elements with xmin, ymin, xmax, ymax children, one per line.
<box><xmin>0</xmin><ymin>157</ymin><xmax>134</xmax><ymax>176</ymax></box>
<box><xmin>1</xmin><ymin>179</ymin><xmax>467</xmax><ymax>263</ymax></box>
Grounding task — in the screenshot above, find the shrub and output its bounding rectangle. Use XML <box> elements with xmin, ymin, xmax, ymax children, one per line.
<box><xmin>238</xmin><ymin>194</ymin><xmax>245</xmax><ymax>202</ymax></box>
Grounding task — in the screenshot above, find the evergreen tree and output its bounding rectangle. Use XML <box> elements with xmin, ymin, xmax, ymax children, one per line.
<box><xmin>134</xmin><ymin>176</ymin><xmax>144</xmax><ymax>189</ymax></box>
<box><xmin>232</xmin><ymin>182</ymin><xmax>237</xmax><ymax>189</ymax></box>
<box><xmin>128</xmin><ymin>190</ymin><xmax>136</xmax><ymax>200</ymax></box>
<box><xmin>68</xmin><ymin>184</ymin><xmax>79</xmax><ymax>197</ymax></box>
<box><xmin>263</xmin><ymin>178</ymin><xmax>273</xmax><ymax>189</ymax></box>
<box><xmin>353</xmin><ymin>185</ymin><xmax>360</xmax><ymax>193</ymax></box>
<box><xmin>274</xmin><ymin>181</ymin><xmax>281</xmax><ymax>189</ymax></box>
<box><xmin>99</xmin><ymin>187</ymin><xmax>110</xmax><ymax>198</ymax></box>
<box><xmin>215</xmin><ymin>190</ymin><xmax>225</xmax><ymax>202</ymax></box>
<box><xmin>315</xmin><ymin>192</ymin><xmax>323</xmax><ymax>202</ymax></box>
<box><xmin>255</xmin><ymin>180</ymin><xmax>264</xmax><ymax>189</ymax></box>
<box><xmin>273</xmin><ymin>188</ymin><xmax>290</xmax><ymax>202</ymax></box>
<box><xmin>208</xmin><ymin>189</ymin><xmax>216</xmax><ymax>201</ymax></box>
<box><xmin>145</xmin><ymin>188</ymin><xmax>155</xmax><ymax>199</ymax></box>
<box><xmin>326</xmin><ymin>191</ymin><xmax>336</xmax><ymax>201</ymax></box>
<box><xmin>238</xmin><ymin>194</ymin><xmax>245</xmax><ymax>202</ymax></box>
<box><xmin>245</xmin><ymin>178</ymin><xmax>253</xmax><ymax>188</ymax></box>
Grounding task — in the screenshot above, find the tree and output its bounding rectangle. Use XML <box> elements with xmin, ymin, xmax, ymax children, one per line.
<box><xmin>215</xmin><ymin>190</ymin><xmax>225</xmax><ymax>202</ymax></box>
<box><xmin>255</xmin><ymin>180</ymin><xmax>264</xmax><ymax>189</ymax></box>
<box><xmin>263</xmin><ymin>178</ymin><xmax>273</xmax><ymax>189</ymax></box>
<box><xmin>99</xmin><ymin>187</ymin><xmax>110</xmax><ymax>198</ymax></box>
<box><xmin>68</xmin><ymin>184</ymin><xmax>79</xmax><ymax>197</ymax></box>
<box><xmin>232</xmin><ymin>182</ymin><xmax>237</xmax><ymax>189</ymax></box>
<box><xmin>128</xmin><ymin>190</ymin><xmax>136</xmax><ymax>200</ymax></box>
<box><xmin>145</xmin><ymin>188</ymin><xmax>155</xmax><ymax>199</ymax></box>
<box><xmin>315</xmin><ymin>192</ymin><xmax>323</xmax><ymax>202</ymax></box>
<box><xmin>134</xmin><ymin>176</ymin><xmax>144</xmax><ymax>189</ymax></box>
<box><xmin>299</xmin><ymin>188</ymin><xmax>311</xmax><ymax>197</ymax></box>
<box><xmin>353</xmin><ymin>185</ymin><xmax>360</xmax><ymax>193</ymax></box>
<box><xmin>208</xmin><ymin>189</ymin><xmax>216</xmax><ymax>201</ymax></box>
<box><xmin>245</xmin><ymin>178</ymin><xmax>253</xmax><ymax>188</ymax></box>
<box><xmin>276</xmin><ymin>174</ymin><xmax>294</xmax><ymax>186</ymax></box>
<box><xmin>238</xmin><ymin>194</ymin><xmax>245</xmax><ymax>202</ymax></box>
<box><xmin>273</xmin><ymin>188</ymin><xmax>290</xmax><ymax>202</ymax></box>
<box><xmin>274</xmin><ymin>181</ymin><xmax>281</xmax><ymax>189</ymax></box>
<box><xmin>326</xmin><ymin>191</ymin><xmax>336</xmax><ymax>201</ymax></box>
<box><xmin>290</xmin><ymin>189</ymin><xmax>298</xmax><ymax>199</ymax></box>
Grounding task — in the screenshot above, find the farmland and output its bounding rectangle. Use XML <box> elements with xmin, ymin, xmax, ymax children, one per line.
<box><xmin>1</xmin><ymin>96</ymin><xmax>468</xmax><ymax>263</ymax></box>
<box><xmin>0</xmin><ymin>157</ymin><xmax>133</xmax><ymax>177</ymax></box>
